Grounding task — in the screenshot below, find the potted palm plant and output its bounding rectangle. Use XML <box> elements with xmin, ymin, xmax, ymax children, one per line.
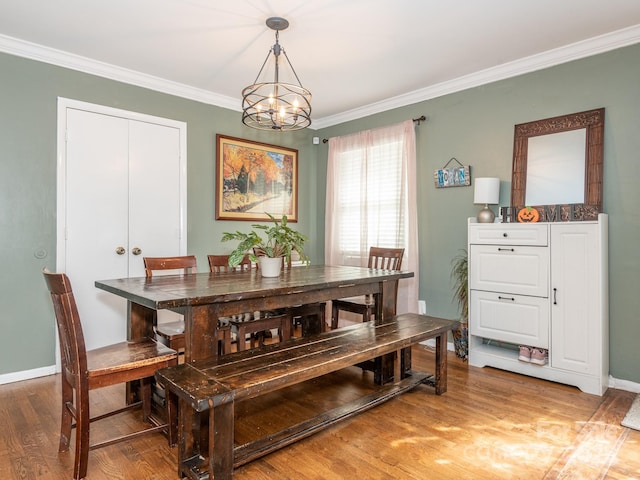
<box><xmin>450</xmin><ymin>249</ymin><xmax>469</xmax><ymax>360</ymax></box>
<box><xmin>221</xmin><ymin>213</ymin><xmax>309</xmax><ymax>277</ymax></box>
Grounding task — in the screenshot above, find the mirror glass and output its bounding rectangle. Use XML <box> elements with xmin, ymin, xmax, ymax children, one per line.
<box><xmin>511</xmin><ymin>108</ymin><xmax>604</xmax><ymax>215</ymax></box>
<box><xmin>525</xmin><ymin>129</ymin><xmax>586</xmax><ymax>205</ymax></box>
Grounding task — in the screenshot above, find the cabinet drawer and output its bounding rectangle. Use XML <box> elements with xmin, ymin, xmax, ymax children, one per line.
<box><xmin>469</xmin><ymin>223</ymin><xmax>548</xmax><ymax>246</ymax></box>
<box><xmin>469</xmin><ymin>244</ymin><xmax>549</xmax><ymax>297</ymax></box>
<box><xmin>470</xmin><ymin>290</ymin><xmax>549</xmax><ymax>348</ymax></box>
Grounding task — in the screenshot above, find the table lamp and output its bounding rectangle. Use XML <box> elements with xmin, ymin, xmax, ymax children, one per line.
<box><xmin>474</xmin><ymin>177</ymin><xmax>500</xmax><ymax>223</ymax></box>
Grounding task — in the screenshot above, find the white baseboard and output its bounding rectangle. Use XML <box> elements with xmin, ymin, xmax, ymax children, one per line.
<box><xmin>420</xmin><ymin>338</ymin><xmax>455</xmax><ymax>351</ymax></box>
<box><xmin>0</xmin><ymin>365</ymin><xmax>56</xmax><ymax>385</ymax></box>
<box><xmin>608</xmin><ymin>375</ymin><xmax>640</xmax><ymax>393</ymax></box>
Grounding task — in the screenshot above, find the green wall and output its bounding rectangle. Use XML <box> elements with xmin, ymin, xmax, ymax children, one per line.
<box><xmin>317</xmin><ymin>44</ymin><xmax>640</xmax><ymax>385</ymax></box>
<box><xmin>0</xmin><ymin>52</ymin><xmax>321</xmax><ymax>375</ymax></box>
<box><xmin>1</xmin><ymin>43</ymin><xmax>639</xmax><ymax>385</ymax></box>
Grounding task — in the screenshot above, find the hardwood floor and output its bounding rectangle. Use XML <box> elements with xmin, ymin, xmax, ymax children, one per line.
<box><xmin>1</xmin><ymin>345</ymin><xmax>639</xmax><ymax>479</ymax></box>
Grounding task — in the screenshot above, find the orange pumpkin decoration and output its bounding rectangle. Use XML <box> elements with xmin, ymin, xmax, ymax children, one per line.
<box><xmin>517</xmin><ymin>207</ymin><xmax>540</xmax><ymax>223</ymax></box>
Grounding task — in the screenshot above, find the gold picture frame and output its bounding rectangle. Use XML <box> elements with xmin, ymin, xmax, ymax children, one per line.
<box><xmin>215</xmin><ymin>135</ymin><xmax>298</xmax><ymax>222</ymax></box>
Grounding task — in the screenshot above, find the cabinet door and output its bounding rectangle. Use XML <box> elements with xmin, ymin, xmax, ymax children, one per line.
<box><xmin>470</xmin><ymin>290</ymin><xmax>549</xmax><ymax>348</ymax></box>
<box><xmin>550</xmin><ymin>224</ymin><xmax>600</xmax><ymax>374</ymax></box>
<box><xmin>469</xmin><ymin>245</ymin><xmax>549</xmax><ymax>297</ymax></box>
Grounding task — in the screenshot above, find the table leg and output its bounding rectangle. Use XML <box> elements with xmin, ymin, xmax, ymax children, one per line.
<box><xmin>209</xmin><ymin>401</ymin><xmax>234</xmax><ymax>480</ymax></box>
<box><xmin>374</xmin><ymin>280</ymin><xmax>408</xmax><ymax>385</ymax></box>
<box><xmin>435</xmin><ymin>333</ymin><xmax>448</xmax><ymax>395</ymax></box>
<box><xmin>126</xmin><ymin>302</ymin><xmax>157</xmax><ymax>403</ymax></box>
<box><xmin>184</xmin><ymin>305</ymin><xmax>220</xmax><ymax>363</ymax></box>
<box><xmin>127</xmin><ymin>301</ymin><xmax>156</xmax><ymax>341</ymax></box>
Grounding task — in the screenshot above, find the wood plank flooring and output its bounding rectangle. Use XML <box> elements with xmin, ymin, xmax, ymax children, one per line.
<box><xmin>1</xmin><ymin>345</ymin><xmax>639</xmax><ymax>479</ymax></box>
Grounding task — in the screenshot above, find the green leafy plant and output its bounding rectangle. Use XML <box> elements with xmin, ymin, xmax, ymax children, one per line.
<box><xmin>450</xmin><ymin>249</ymin><xmax>469</xmax><ymax>360</ymax></box>
<box><xmin>451</xmin><ymin>249</ymin><xmax>468</xmax><ymax>323</ymax></box>
<box><xmin>221</xmin><ymin>213</ymin><xmax>309</xmax><ymax>267</ymax></box>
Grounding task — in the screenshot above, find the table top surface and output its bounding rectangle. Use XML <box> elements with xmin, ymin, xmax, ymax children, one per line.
<box><xmin>95</xmin><ymin>264</ymin><xmax>413</xmax><ymax>309</ymax></box>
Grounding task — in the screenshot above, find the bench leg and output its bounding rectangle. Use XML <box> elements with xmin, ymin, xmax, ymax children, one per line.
<box><xmin>209</xmin><ymin>401</ymin><xmax>234</xmax><ymax>480</ymax></box>
<box><xmin>435</xmin><ymin>333</ymin><xmax>448</xmax><ymax>395</ymax></box>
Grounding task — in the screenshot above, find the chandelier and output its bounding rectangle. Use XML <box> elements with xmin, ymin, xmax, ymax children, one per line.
<box><xmin>242</xmin><ymin>17</ymin><xmax>312</xmax><ymax>131</ymax></box>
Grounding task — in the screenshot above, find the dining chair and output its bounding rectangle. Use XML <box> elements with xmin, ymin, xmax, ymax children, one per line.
<box><xmin>330</xmin><ymin>247</ymin><xmax>405</xmax><ymax>329</ymax></box>
<box><xmin>42</xmin><ymin>269</ymin><xmax>178</xmax><ymax>480</ymax></box>
<box><xmin>251</xmin><ymin>249</ymin><xmax>327</xmax><ymax>334</ymax></box>
<box><xmin>208</xmin><ymin>254</ymin><xmax>292</xmax><ymax>351</ymax></box>
<box><xmin>144</xmin><ymin>255</ymin><xmax>232</xmax><ymax>356</ymax></box>
<box><xmin>281</xmin><ymin>256</ymin><xmax>327</xmax><ymax>335</ymax></box>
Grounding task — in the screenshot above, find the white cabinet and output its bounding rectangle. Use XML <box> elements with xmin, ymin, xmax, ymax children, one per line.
<box><xmin>468</xmin><ymin>215</ymin><xmax>608</xmax><ymax>395</ymax></box>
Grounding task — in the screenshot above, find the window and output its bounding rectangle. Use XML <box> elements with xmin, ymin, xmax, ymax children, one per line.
<box><xmin>335</xmin><ymin>142</ymin><xmax>406</xmax><ymax>264</ymax></box>
<box><xmin>325</xmin><ymin>120</ymin><xmax>419</xmax><ymax>314</ymax></box>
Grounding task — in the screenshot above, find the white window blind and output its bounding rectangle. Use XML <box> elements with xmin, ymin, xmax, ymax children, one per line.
<box><xmin>335</xmin><ymin>139</ymin><xmax>407</xmax><ymax>265</ymax></box>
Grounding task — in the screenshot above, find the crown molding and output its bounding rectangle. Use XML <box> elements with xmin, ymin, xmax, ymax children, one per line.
<box><xmin>0</xmin><ymin>34</ymin><xmax>241</xmax><ymax>112</ymax></box>
<box><xmin>312</xmin><ymin>24</ymin><xmax>640</xmax><ymax>129</ymax></box>
<box><xmin>2</xmin><ymin>24</ymin><xmax>639</xmax><ymax>130</ymax></box>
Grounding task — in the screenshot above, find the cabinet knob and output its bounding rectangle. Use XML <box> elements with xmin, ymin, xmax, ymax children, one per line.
<box><xmin>503</xmin><ymin>232</ymin><xmax>508</xmax><ymax>237</ymax></box>
<box><xmin>115</xmin><ymin>246</ymin><xmax>125</xmax><ymax>255</ymax></box>
<box><xmin>132</xmin><ymin>247</ymin><xmax>142</xmax><ymax>255</ymax></box>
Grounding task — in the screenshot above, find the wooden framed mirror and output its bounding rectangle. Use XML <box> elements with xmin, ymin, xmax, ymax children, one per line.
<box><xmin>510</xmin><ymin>108</ymin><xmax>604</xmax><ymax>221</ymax></box>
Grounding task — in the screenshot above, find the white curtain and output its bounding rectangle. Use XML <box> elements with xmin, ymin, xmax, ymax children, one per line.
<box><xmin>325</xmin><ymin>119</ymin><xmax>419</xmax><ymax>315</ymax></box>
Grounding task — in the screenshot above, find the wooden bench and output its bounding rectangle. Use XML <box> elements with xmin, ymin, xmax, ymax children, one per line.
<box><xmin>156</xmin><ymin>313</ymin><xmax>459</xmax><ymax>480</ymax></box>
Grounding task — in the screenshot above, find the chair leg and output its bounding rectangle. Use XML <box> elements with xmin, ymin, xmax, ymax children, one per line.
<box><xmin>59</xmin><ymin>377</ymin><xmax>74</xmax><ymax>452</ymax></box>
<box><xmin>165</xmin><ymin>387</ymin><xmax>178</xmax><ymax>447</ymax></box>
<box><xmin>141</xmin><ymin>377</ymin><xmax>152</xmax><ymax>421</ymax></box>
<box><xmin>236</xmin><ymin>325</ymin><xmax>247</xmax><ymax>351</ymax></box>
<box><xmin>74</xmin><ymin>385</ymin><xmax>91</xmax><ymax>480</ymax></box>
<box><xmin>331</xmin><ymin>303</ymin><xmax>339</xmax><ymax>329</ymax></box>
<box><xmin>218</xmin><ymin>327</ymin><xmax>232</xmax><ymax>355</ymax></box>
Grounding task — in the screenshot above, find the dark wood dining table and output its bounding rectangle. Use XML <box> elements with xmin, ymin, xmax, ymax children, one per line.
<box><xmin>96</xmin><ymin>264</ymin><xmax>415</xmax><ymax>469</ymax></box>
<box><xmin>95</xmin><ymin>264</ymin><xmax>414</xmax><ymax>365</ymax></box>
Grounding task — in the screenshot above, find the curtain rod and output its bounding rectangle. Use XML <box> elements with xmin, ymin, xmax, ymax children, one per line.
<box><xmin>321</xmin><ymin>115</ymin><xmax>426</xmax><ymax>143</ymax></box>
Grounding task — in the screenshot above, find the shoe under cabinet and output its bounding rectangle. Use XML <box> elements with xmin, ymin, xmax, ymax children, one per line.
<box><xmin>467</xmin><ymin>214</ymin><xmax>608</xmax><ymax>395</ymax></box>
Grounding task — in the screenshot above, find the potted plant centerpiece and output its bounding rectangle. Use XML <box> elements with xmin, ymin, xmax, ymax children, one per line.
<box><xmin>221</xmin><ymin>213</ymin><xmax>309</xmax><ymax>277</ymax></box>
<box><xmin>450</xmin><ymin>249</ymin><xmax>469</xmax><ymax>360</ymax></box>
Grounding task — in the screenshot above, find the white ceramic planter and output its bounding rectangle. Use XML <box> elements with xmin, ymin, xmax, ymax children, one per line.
<box><xmin>258</xmin><ymin>256</ymin><xmax>282</xmax><ymax>277</ymax></box>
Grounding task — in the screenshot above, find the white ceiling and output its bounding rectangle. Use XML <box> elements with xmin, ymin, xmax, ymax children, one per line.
<box><xmin>1</xmin><ymin>0</ymin><xmax>639</xmax><ymax>129</ymax></box>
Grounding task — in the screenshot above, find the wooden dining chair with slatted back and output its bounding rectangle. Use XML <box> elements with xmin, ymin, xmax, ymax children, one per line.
<box><xmin>43</xmin><ymin>269</ymin><xmax>178</xmax><ymax>480</ymax></box>
<box><xmin>330</xmin><ymin>247</ymin><xmax>405</xmax><ymax>329</ymax></box>
<box><xmin>144</xmin><ymin>255</ymin><xmax>232</xmax><ymax>356</ymax></box>
<box><xmin>282</xmin><ymin>255</ymin><xmax>327</xmax><ymax>336</ymax></box>
<box><xmin>208</xmin><ymin>254</ymin><xmax>292</xmax><ymax>351</ymax></box>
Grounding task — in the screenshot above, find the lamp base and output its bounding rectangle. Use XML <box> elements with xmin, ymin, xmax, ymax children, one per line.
<box><xmin>477</xmin><ymin>205</ymin><xmax>496</xmax><ymax>223</ymax></box>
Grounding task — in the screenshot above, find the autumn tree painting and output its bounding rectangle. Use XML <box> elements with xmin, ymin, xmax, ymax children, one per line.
<box><xmin>216</xmin><ymin>135</ymin><xmax>298</xmax><ymax>221</ymax></box>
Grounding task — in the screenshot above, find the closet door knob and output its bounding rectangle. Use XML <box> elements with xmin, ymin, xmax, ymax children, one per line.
<box><xmin>115</xmin><ymin>246</ymin><xmax>126</xmax><ymax>255</ymax></box>
<box><xmin>132</xmin><ymin>247</ymin><xmax>142</xmax><ymax>255</ymax></box>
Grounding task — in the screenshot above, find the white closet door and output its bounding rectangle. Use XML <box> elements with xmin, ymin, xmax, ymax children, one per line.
<box><xmin>59</xmin><ymin>100</ymin><xmax>186</xmax><ymax>351</ymax></box>
<box><xmin>65</xmin><ymin>108</ymin><xmax>130</xmax><ymax>349</ymax></box>
<box><xmin>128</xmin><ymin>120</ymin><xmax>183</xmax><ymax>276</ymax></box>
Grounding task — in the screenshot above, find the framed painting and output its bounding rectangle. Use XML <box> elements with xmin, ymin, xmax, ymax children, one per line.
<box><xmin>215</xmin><ymin>134</ymin><xmax>298</xmax><ymax>222</ymax></box>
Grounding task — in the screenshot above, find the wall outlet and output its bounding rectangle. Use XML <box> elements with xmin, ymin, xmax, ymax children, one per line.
<box><xmin>418</xmin><ymin>300</ymin><xmax>426</xmax><ymax>314</ymax></box>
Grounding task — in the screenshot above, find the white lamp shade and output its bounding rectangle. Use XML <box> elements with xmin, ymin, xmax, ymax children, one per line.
<box><xmin>474</xmin><ymin>177</ymin><xmax>500</xmax><ymax>204</ymax></box>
